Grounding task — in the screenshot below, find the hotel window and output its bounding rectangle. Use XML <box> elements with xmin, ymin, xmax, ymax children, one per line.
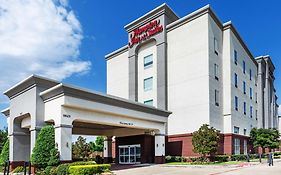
<box><xmin>144</xmin><ymin>99</ymin><xmax>153</xmax><ymax>106</ymax></box>
<box><xmin>214</xmin><ymin>37</ymin><xmax>218</xmax><ymax>55</ymax></box>
<box><xmin>144</xmin><ymin>54</ymin><xmax>153</xmax><ymax>68</ymax></box>
<box><xmin>243</xmin><ymin>81</ymin><xmax>246</xmax><ymax>94</ymax></box>
<box><xmin>243</xmin><ymin>61</ymin><xmax>246</xmax><ymax>74</ymax></box>
<box><xmin>234</xmin><ymin>73</ymin><xmax>238</xmax><ymax>88</ymax></box>
<box><xmin>250</xmin><ymin>69</ymin><xmax>252</xmax><ymax>80</ymax></box>
<box><xmin>235</xmin><ymin>96</ymin><xmax>238</xmax><ymax>111</ymax></box>
<box><xmin>144</xmin><ymin>77</ymin><xmax>153</xmax><ymax>91</ymax></box>
<box><xmin>243</xmin><ymin>129</ymin><xmax>247</xmax><ymax>135</ymax></box>
<box><xmin>255</xmin><ymin>75</ymin><xmax>257</xmax><ymax>86</ymax></box>
<box><xmin>215</xmin><ymin>90</ymin><xmax>219</xmax><ymax>106</ymax></box>
<box><xmin>250</xmin><ymin>106</ymin><xmax>253</xmax><ymax>118</ymax></box>
<box><xmin>250</xmin><ymin>88</ymin><xmax>253</xmax><ymax>99</ymax></box>
<box><xmin>234</xmin><ymin>138</ymin><xmax>240</xmax><ymax>155</ymax></box>
<box><xmin>255</xmin><ymin>92</ymin><xmax>258</xmax><ymax>103</ymax></box>
<box><xmin>243</xmin><ymin>102</ymin><xmax>247</xmax><ymax>115</ymax></box>
<box><xmin>234</xmin><ymin>50</ymin><xmax>238</xmax><ymax>65</ymax></box>
<box><xmin>214</xmin><ymin>63</ymin><xmax>219</xmax><ymax>80</ymax></box>
<box><xmin>256</xmin><ymin>110</ymin><xmax>258</xmax><ymax>120</ymax></box>
<box><xmin>234</xmin><ymin>126</ymin><xmax>240</xmax><ymax>134</ymax></box>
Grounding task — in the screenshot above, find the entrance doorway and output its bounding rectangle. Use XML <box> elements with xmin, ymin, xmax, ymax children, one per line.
<box><xmin>119</xmin><ymin>144</ymin><xmax>141</xmax><ymax>164</ymax></box>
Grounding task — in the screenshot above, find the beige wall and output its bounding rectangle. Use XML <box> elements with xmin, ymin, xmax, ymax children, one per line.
<box><xmin>167</xmin><ymin>14</ymin><xmax>210</xmax><ymax>135</ymax></box>
<box><xmin>107</xmin><ymin>50</ymin><xmax>129</xmax><ymax>99</ymax></box>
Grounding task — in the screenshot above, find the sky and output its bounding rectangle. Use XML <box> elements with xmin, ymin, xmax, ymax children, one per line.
<box><xmin>0</xmin><ymin>0</ymin><xmax>280</xmax><ymax>130</ymax></box>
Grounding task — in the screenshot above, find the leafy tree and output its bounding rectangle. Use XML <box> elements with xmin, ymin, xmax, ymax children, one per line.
<box><xmin>94</xmin><ymin>136</ymin><xmax>104</xmax><ymax>152</ymax></box>
<box><xmin>72</xmin><ymin>136</ymin><xmax>90</xmax><ymax>160</ymax></box>
<box><xmin>192</xmin><ymin>124</ymin><xmax>220</xmax><ymax>158</ymax></box>
<box><xmin>250</xmin><ymin>128</ymin><xmax>280</xmax><ymax>152</ymax></box>
<box><xmin>31</xmin><ymin>125</ymin><xmax>56</xmax><ymax>168</ymax></box>
<box><xmin>89</xmin><ymin>141</ymin><xmax>96</xmax><ymax>152</ymax></box>
<box><xmin>0</xmin><ymin>139</ymin><xmax>9</xmax><ymax>165</ymax></box>
<box><xmin>0</xmin><ymin>128</ymin><xmax>8</xmax><ymax>153</ymax></box>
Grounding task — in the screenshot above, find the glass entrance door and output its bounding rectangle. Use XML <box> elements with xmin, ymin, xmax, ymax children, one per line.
<box><xmin>119</xmin><ymin>144</ymin><xmax>141</xmax><ymax>164</ymax></box>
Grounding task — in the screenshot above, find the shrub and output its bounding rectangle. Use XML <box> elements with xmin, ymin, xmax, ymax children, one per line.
<box><xmin>165</xmin><ymin>156</ymin><xmax>172</xmax><ymax>163</ymax></box>
<box><xmin>68</xmin><ymin>164</ymin><xmax>111</xmax><ymax>175</ymax></box>
<box><xmin>214</xmin><ymin>155</ymin><xmax>229</xmax><ymax>162</ymax></box>
<box><xmin>48</xmin><ymin>148</ymin><xmax>60</xmax><ymax>166</ymax></box>
<box><xmin>0</xmin><ymin>140</ymin><xmax>9</xmax><ymax>165</ymax></box>
<box><xmin>56</xmin><ymin>164</ymin><xmax>70</xmax><ymax>175</ymax></box>
<box><xmin>31</xmin><ymin>125</ymin><xmax>56</xmax><ymax>168</ymax></box>
<box><xmin>12</xmin><ymin>166</ymin><xmax>24</xmax><ymax>173</ymax></box>
<box><xmin>70</xmin><ymin>161</ymin><xmax>96</xmax><ymax>166</ymax></box>
<box><xmin>230</xmin><ymin>155</ymin><xmax>247</xmax><ymax>161</ymax></box>
<box><xmin>273</xmin><ymin>152</ymin><xmax>281</xmax><ymax>156</ymax></box>
<box><xmin>45</xmin><ymin>166</ymin><xmax>57</xmax><ymax>175</ymax></box>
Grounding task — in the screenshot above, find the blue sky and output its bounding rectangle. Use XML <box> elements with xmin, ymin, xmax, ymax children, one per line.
<box><xmin>0</xmin><ymin>0</ymin><xmax>280</xmax><ymax>129</ymax></box>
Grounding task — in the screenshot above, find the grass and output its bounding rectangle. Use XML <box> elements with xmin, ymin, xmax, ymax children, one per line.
<box><xmin>166</xmin><ymin>161</ymin><xmax>245</xmax><ymax>166</ymax></box>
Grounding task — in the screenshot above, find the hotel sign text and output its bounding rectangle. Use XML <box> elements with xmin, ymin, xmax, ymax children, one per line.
<box><xmin>129</xmin><ymin>19</ymin><xmax>163</xmax><ymax>48</ymax></box>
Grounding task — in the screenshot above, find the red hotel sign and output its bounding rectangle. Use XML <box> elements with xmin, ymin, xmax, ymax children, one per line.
<box><xmin>129</xmin><ymin>19</ymin><xmax>163</xmax><ymax>48</ymax></box>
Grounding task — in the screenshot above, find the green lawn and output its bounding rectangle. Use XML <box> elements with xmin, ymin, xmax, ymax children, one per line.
<box><xmin>166</xmin><ymin>161</ymin><xmax>246</xmax><ymax>166</ymax></box>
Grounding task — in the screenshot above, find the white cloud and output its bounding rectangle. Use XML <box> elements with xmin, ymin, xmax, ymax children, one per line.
<box><xmin>0</xmin><ymin>0</ymin><xmax>91</xmax><ymax>104</ymax></box>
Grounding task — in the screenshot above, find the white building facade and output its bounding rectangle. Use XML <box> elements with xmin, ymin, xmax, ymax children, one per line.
<box><xmin>106</xmin><ymin>4</ymin><xmax>279</xmax><ymax>156</ymax></box>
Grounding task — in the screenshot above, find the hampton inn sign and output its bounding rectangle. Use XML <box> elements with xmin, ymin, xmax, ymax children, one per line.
<box><xmin>129</xmin><ymin>19</ymin><xmax>163</xmax><ymax>47</ymax></box>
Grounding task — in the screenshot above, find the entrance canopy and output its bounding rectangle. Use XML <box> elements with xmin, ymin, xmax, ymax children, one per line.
<box><xmin>2</xmin><ymin>75</ymin><xmax>171</xmax><ymax>163</ymax></box>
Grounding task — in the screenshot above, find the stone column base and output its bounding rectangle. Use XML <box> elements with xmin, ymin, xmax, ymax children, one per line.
<box><xmin>104</xmin><ymin>157</ymin><xmax>113</xmax><ymax>163</ymax></box>
<box><xmin>154</xmin><ymin>156</ymin><xmax>165</xmax><ymax>164</ymax></box>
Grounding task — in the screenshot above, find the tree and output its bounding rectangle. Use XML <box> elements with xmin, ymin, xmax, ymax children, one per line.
<box><xmin>72</xmin><ymin>136</ymin><xmax>90</xmax><ymax>160</ymax></box>
<box><xmin>192</xmin><ymin>124</ymin><xmax>220</xmax><ymax>158</ymax></box>
<box><xmin>0</xmin><ymin>128</ymin><xmax>8</xmax><ymax>153</ymax></box>
<box><xmin>94</xmin><ymin>136</ymin><xmax>104</xmax><ymax>152</ymax></box>
<box><xmin>0</xmin><ymin>139</ymin><xmax>9</xmax><ymax>165</ymax></box>
<box><xmin>31</xmin><ymin>125</ymin><xmax>57</xmax><ymax>168</ymax></box>
<box><xmin>250</xmin><ymin>128</ymin><xmax>280</xmax><ymax>152</ymax></box>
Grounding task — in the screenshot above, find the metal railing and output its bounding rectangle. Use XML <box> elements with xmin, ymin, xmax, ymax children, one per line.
<box><xmin>3</xmin><ymin>161</ymin><xmax>31</xmax><ymax>175</ymax></box>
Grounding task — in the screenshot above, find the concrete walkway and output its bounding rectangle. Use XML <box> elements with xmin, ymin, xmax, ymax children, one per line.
<box><xmin>113</xmin><ymin>160</ymin><xmax>281</xmax><ymax>175</ymax></box>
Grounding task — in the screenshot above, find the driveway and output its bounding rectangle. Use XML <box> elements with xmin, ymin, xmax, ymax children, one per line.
<box><xmin>113</xmin><ymin>161</ymin><xmax>281</xmax><ymax>175</ymax></box>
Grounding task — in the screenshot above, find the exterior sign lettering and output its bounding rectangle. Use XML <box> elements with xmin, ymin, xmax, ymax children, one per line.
<box><xmin>63</xmin><ymin>114</ymin><xmax>71</xmax><ymax>118</ymax></box>
<box><xmin>119</xmin><ymin>121</ymin><xmax>134</xmax><ymax>126</ymax></box>
<box><xmin>129</xmin><ymin>19</ymin><xmax>163</xmax><ymax>48</ymax></box>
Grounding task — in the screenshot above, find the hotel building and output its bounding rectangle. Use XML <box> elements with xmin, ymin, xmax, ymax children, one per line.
<box><xmin>1</xmin><ymin>3</ymin><xmax>279</xmax><ymax>167</ymax></box>
<box><xmin>106</xmin><ymin>4</ymin><xmax>279</xmax><ymax>157</ymax></box>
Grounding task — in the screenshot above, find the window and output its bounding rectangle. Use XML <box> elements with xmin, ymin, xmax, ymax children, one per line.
<box><xmin>234</xmin><ymin>126</ymin><xmax>240</xmax><ymax>134</ymax></box>
<box><xmin>234</xmin><ymin>50</ymin><xmax>237</xmax><ymax>65</ymax></box>
<box><xmin>235</xmin><ymin>96</ymin><xmax>238</xmax><ymax>111</ymax></box>
<box><xmin>214</xmin><ymin>64</ymin><xmax>219</xmax><ymax>80</ymax></box>
<box><xmin>144</xmin><ymin>54</ymin><xmax>153</xmax><ymax>68</ymax></box>
<box><xmin>243</xmin><ymin>81</ymin><xmax>246</xmax><ymax>94</ymax></box>
<box><xmin>214</xmin><ymin>37</ymin><xmax>218</xmax><ymax>55</ymax></box>
<box><xmin>250</xmin><ymin>88</ymin><xmax>253</xmax><ymax>99</ymax></box>
<box><xmin>256</xmin><ymin>110</ymin><xmax>258</xmax><ymax>120</ymax></box>
<box><xmin>243</xmin><ymin>61</ymin><xmax>246</xmax><ymax>74</ymax></box>
<box><xmin>255</xmin><ymin>92</ymin><xmax>257</xmax><ymax>103</ymax></box>
<box><xmin>234</xmin><ymin>73</ymin><xmax>238</xmax><ymax>88</ymax></box>
<box><xmin>144</xmin><ymin>99</ymin><xmax>153</xmax><ymax>106</ymax></box>
<box><xmin>243</xmin><ymin>102</ymin><xmax>246</xmax><ymax>115</ymax></box>
<box><xmin>243</xmin><ymin>129</ymin><xmax>247</xmax><ymax>135</ymax></box>
<box><xmin>234</xmin><ymin>138</ymin><xmax>240</xmax><ymax>155</ymax></box>
<box><xmin>244</xmin><ymin>140</ymin><xmax>247</xmax><ymax>155</ymax></box>
<box><xmin>250</xmin><ymin>69</ymin><xmax>252</xmax><ymax>80</ymax></box>
<box><xmin>255</xmin><ymin>75</ymin><xmax>257</xmax><ymax>86</ymax></box>
<box><xmin>144</xmin><ymin>77</ymin><xmax>153</xmax><ymax>91</ymax></box>
<box><xmin>249</xmin><ymin>106</ymin><xmax>253</xmax><ymax>117</ymax></box>
<box><xmin>215</xmin><ymin>90</ymin><xmax>219</xmax><ymax>106</ymax></box>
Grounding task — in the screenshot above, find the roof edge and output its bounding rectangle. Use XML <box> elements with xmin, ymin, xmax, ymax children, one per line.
<box><xmin>223</xmin><ymin>21</ymin><xmax>257</xmax><ymax>66</ymax></box>
<box><xmin>40</xmin><ymin>82</ymin><xmax>172</xmax><ymax>117</ymax></box>
<box><xmin>1</xmin><ymin>107</ymin><xmax>10</xmax><ymax>117</ymax></box>
<box><xmin>105</xmin><ymin>45</ymin><xmax>128</xmax><ymax>60</ymax></box>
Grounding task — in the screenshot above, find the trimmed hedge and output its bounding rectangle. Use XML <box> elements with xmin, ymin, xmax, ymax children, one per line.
<box><xmin>56</xmin><ymin>161</ymin><xmax>97</xmax><ymax>175</ymax></box>
<box><xmin>213</xmin><ymin>155</ymin><xmax>229</xmax><ymax>162</ymax></box>
<box><xmin>12</xmin><ymin>166</ymin><xmax>24</xmax><ymax>173</ymax></box>
<box><xmin>68</xmin><ymin>164</ymin><xmax>111</xmax><ymax>175</ymax></box>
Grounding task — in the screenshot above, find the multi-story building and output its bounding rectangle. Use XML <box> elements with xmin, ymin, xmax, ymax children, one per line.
<box><xmin>106</xmin><ymin>4</ymin><xmax>279</xmax><ymax>156</ymax></box>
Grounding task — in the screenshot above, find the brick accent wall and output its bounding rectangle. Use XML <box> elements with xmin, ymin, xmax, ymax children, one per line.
<box><xmin>167</xmin><ymin>133</ymin><xmax>253</xmax><ymax>157</ymax></box>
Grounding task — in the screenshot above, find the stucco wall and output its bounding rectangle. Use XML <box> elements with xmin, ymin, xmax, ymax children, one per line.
<box><xmin>167</xmin><ymin>14</ymin><xmax>210</xmax><ymax>135</ymax></box>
